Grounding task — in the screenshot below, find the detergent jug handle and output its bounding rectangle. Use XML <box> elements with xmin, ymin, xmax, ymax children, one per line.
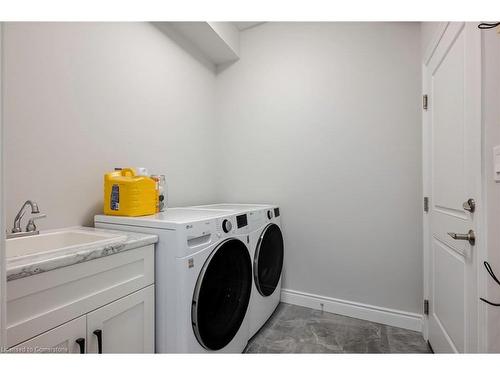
<box><xmin>121</xmin><ymin>168</ymin><xmax>136</xmax><ymax>177</ymax></box>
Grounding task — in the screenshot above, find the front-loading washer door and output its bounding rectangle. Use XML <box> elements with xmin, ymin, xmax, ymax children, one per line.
<box><xmin>254</xmin><ymin>223</ymin><xmax>284</xmax><ymax>297</ymax></box>
<box><xmin>192</xmin><ymin>238</ymin><xmax>252</xmax><ymax>351</ymax></box>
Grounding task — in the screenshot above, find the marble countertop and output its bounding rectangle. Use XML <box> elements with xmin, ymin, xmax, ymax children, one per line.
<box><xmin>6</xmin><ymin>226</ymin><xmax>158</xmax><ymax>282</ymax></box>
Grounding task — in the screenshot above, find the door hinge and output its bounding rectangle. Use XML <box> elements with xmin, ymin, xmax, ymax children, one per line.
<box><xmin>424</xmin><ymin>197</ymin><xmax>429</xmax><ymax>213</ymax></box>
<box><xmin>424</xmin><ymin>299</ymin><xmax>429</xmax><ymax>315</ymax></box>
<box><xmin>423</xmin><ymin>94</ymin><xmax>428</xmax><ymax>110</ymax></box>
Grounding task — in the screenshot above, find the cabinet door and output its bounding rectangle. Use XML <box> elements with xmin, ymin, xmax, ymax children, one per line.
<box><xmin>8</xmin><ymin>316</ymin><xmax>86</xmax><ymax>354</ymax></box>
<box><xmin>86</xmin><ymin>285</ymin><xmax>154</xmax><ymax>353</ymax></box>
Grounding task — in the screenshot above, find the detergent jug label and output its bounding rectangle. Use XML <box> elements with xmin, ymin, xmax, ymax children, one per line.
<box><xmin>110</xmin><ymin>184</ymin><xmax>120</xmax><ymax>210</ymax></box>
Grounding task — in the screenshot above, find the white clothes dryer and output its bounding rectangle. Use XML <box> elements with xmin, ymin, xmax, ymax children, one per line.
<box><xmin>189</xmin><ymin>204</ymin><xmax>284</xmax><ymax>338</ymax></box>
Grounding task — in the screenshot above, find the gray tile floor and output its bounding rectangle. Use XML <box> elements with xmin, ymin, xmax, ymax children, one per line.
<box><xmin>245</xmin><ymin>303</ymin><xmax>431</xmax><ymax>353</ymax></box>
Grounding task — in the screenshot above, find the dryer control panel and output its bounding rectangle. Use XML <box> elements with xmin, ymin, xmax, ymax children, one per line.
<box><xmin>215</xmin><ymin>213</ymin><xmax>249</xmax><ymax>238</ymax></box>
<box><xmin>246</xmin><ymin>206</ymin><xmax>281</xmax><ymax>232</ymax></box>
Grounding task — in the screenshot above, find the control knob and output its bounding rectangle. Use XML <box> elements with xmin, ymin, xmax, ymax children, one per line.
<box><xmin>222</xmin><ymin>219</ymin><xmax>232</xmax><ymax>233</ymax></box>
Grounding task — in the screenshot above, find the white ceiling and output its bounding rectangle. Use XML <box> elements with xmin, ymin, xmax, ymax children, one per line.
<box><xmin>232</xmin><ymin>22</ymin><xmax>264</xmax><ymax>31</ymax></box>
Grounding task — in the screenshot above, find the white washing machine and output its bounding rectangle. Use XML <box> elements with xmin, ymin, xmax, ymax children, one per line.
<box><xmin>189</xmin><ymin>204</ymin><xmax>284</xmax><ymax>338</ymax></box>
<box><xmin>95</xmin><ymin>208</ymin><xmax>254</xmax><ymax>353</ymax></box>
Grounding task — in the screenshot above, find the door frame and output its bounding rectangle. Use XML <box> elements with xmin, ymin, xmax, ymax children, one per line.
<box><xmin>0</xmin><ymin>21</ymin><xmax>6</xmax><ymax>350</ymax></box>
<box><xmin>422</xmin><ymin>21</ymin><xmax>487</xmax><ymax>352</ymax></box>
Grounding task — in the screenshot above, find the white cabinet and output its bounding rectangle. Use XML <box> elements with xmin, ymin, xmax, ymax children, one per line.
<box><xmin>8</xmin><ymin>316</ymin><xmax>87</xmax><ymax>354</ymax></box>
<box><xmin>6</xmin><ymin>245</ymin><xmax>155</xmax><ymax>353</ymax></box>
<box><xmin>87</xmin><ymin>285</ymin><xmax>154</xmax><ymax>353</ymax></box>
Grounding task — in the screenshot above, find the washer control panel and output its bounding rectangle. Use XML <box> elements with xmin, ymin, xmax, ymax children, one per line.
<box><xmin>216</xmin><ymin>217</ymin><xmax>233</xmax><ymax>237</ymax></box>
<box><xmin>236</xmin><ymin>214</ymin><xmax>248</xmax><ymax>228</ymax></box>
<box><xmin>267</xmin><ymin>210</ymin><xmax>273</xmax><ymax>220</ymax></box>
<box><xmin>216</xmin><ymin>213</ymin><xmax>250</xmax><ymax>238</ymax></box>
<box><xmin>274</xmin><ymin>207</ymin><xmax>280</xmax><ymax>217</ymax></box>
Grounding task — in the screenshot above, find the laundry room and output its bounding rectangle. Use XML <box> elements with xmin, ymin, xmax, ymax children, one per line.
<box><xmin>1</xmin><ymin>2</ymin><xmax>500</xmax><ymax>370</ymax></box>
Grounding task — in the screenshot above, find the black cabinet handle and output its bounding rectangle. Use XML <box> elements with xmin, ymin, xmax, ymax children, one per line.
<box><xmin>93</xmin><ymin>329</ymin><xmax>103</xmax><ymax>354</ymax></box>
<box><xmin>76</xmin><ymin>338</ymin><xmax>85</xmax><ymax>354</ymax></box>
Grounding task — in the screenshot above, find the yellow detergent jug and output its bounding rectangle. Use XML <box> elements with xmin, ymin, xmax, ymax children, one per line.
<box><xmin>104</xmin><ymin>168</ymin><xmax>158</xmax><ymax>217</ymax></box>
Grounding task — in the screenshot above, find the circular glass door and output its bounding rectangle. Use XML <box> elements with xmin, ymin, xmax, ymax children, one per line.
<box><xmin>254</xmin><ymin>223</ymin><xmax>284</xmax><ymax>297</ymax></box>
<box><xmin>192</xmin><ymin>238</ymin><xmax>252</xmax><ymax>351</ymax></box>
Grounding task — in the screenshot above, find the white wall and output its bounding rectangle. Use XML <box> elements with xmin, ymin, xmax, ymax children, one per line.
<box><xmin>3</xmin><ymin>23</ymin><xmax>218</xmax><ymax>229</ymax></box>
<box><xmin>215</xmin><ymin>23</ymin><xmax>423</xmax><ymax>314</ymax></box>
<box><xmin>3</xmin><ymin>22</ymin><xmax>424</xmax><ymax>324</ymax></box>
<box><xmin>483</xmin><ymin>30</ymin><xmax>500</xmax><ymax>353</ymax></box>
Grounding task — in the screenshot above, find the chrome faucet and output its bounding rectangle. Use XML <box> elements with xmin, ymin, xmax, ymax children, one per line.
<box><xmin>8</xmin><ymin>200</ymin><xmax>46</xmax><ymax>239</ymax></box>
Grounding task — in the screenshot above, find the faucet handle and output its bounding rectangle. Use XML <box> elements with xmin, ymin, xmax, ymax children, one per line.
<box><xmin>26</xmin><ymin>214</ymin><xmax>47</xmax><ymax>232</ymax></box>
<box><xmin>12</xmin><ymin>210</ymin><xmax>26</xmax><ymax>233</ymax></box>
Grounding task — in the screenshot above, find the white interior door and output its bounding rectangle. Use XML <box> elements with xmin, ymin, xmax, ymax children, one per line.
<box><xmin>424</xmin><ymin>22</ymin><xmax>481</xmax><ymax>353</ymax></box>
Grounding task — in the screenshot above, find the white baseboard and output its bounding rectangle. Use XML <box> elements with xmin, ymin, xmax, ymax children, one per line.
<box><xmin>281</xmin><ymin>288</ymin><xmax>423</xmax><ymax>332</ymax></box>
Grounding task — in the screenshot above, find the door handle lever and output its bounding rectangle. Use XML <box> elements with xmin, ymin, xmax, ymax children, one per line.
<box><xmin>462</xmin><ymin>198</ymin><xmax>476</xmax><ymax>213</ymax></box>
<box><xmin>447</xmin><ymin>230</ymin><xmax>475</xmax><ymax>245</ymax></box>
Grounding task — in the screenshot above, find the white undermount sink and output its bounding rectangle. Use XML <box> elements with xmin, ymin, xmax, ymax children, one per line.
<box><xmin>6</xmin><ymin>228</ymin><xmax>127</xmax><ymax>260</ymax></box>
